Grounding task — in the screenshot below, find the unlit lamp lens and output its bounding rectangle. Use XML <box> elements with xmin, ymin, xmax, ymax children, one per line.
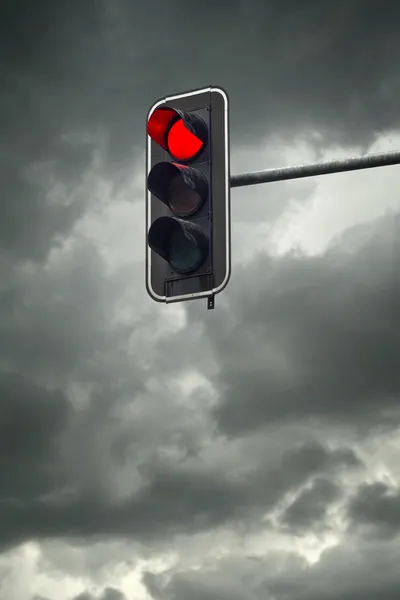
<box><xmin>168</xmin><ymin>227</ymin><xmax>203</xmax><ymax>273</ymax></box>
<box><xmin>168</xmin><ymin>173</ymin><xmax>203</xmax><ymax>216</ymax></box>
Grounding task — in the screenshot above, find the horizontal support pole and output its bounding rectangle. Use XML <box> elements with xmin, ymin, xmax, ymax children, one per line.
<box><xmin>230</xmin><ymin>149</ymin><xmax>400</xmax><ymax>188</ymax></box>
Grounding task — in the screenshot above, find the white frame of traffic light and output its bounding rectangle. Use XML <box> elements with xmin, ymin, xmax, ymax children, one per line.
<box><xmin>146</xmin><ymin>86</ymin><xmax>231</xmax><ymax>310</ymax></box>
<box><xmin>146</xmin><ymin>87</ymin><xmax>400</xmax><ymax>310</ymax></box>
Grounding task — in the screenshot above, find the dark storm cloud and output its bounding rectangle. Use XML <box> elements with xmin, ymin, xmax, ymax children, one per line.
<box><xmin>1</xmin><ymin>3</ymin><xmax>400</xmax><ymax>594</ymax></box>
<box><xmin>0</xmin><ymin>383</ymin><xmax>361</xmax><ymax>555</ymax></box>
<box><xmin>2</xmin><ymin>0</ymin><xmax>400</xmax><ymax>260</ymax></box>
<box><xmin>346</xmin><ymin>481</ymin><xmax>400</xmax><ymax>538</ymax></box>
<box><xmin>71</xmin><ymin>589</ymin><xmax>127</xmax><ymax>600</ymax></box>
<box><xmin>0</xmin><ymin>374</ymin><xmax>75</xmax><ymax>531</ymax></box>
<box><xmin>1</xmin><ymin>0</ymin><xmax>115</xmax><ymax>261</ymax></box>
<box><xmin>279</xmin><ymin>476</ymin><xmax>342</xmax><ymax>532</ymax></box>
<box><xmin>0</xmin><ymin>236</ymin><xmax>147</xmax><ymax>389</ymax></box>
<box><xmin>143</xmin><ymin>538</ymin><xmax>400</xmax><ymax>600</ymax></box>
<box><xmin>115</xmin><ymin>440</ymin><xmax>359</xmax><ymax>540</ymax></box>
<box><xmin>199</xmin><ymin>212</ymin><xmax>400</xmax><ymax>436</ymax></box>
<box><xmin>32</xmin><ymin>589</ymin><xmax>127</xmax><ymax>600</ymax></box>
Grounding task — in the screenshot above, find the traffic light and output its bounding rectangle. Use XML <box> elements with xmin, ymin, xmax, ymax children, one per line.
<box><xmin>145</xmin><ymin>86</ymin><xmax>230</xmax><ymax>309</ymax></box>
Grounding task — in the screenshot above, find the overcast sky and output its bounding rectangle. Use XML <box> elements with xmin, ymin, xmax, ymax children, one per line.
<box><xmin>1</xmin><ymin>1</ymin><xmax>400</xmax><ymax>599</ymax></box>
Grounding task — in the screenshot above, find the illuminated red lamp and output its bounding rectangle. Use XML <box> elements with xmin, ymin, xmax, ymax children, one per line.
<box><xmin>147</xmin><ymin>107</ymin><xmax>208</xmax><ymax>162</ymax></box>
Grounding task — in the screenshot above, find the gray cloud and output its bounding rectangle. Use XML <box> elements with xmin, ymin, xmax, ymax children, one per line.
<box><xmin>33</xmin><ymin>589</ymin><xmax>128</xmax><ymax>600</ymax></box>
<box><xmin>0</xmin><ymin>370</ymin><xmax>362</xmax><ymax>550</ymax></box>
<box><xmin>280</xmin><ymin>476</ymin><xmax>343</xmax><ymax>532</ymax></box>
<box><xmin>5</xmin><ymin>197</ymin><xmax>393</xmax><ymax>554</ymax></box>
<box><xmin>144</xmin><ymin>537</ymin><xmax>400</xmax><ymax>600</ymax></box>
<box><xmin>0</xmin><ymin>178</ymin><xmax>396</xmax><ymax>594</ymax></box>
<box><xmin>347</xmin><ymin>481</ymin><xmax>400</xmax><ymax>538</ymax></box>
<box><xmin>2</xmin><ymin>0</ymin><xmax>400</xmax><ymax>261</ymax></box>
<box><xmin>0</xmin><ymin>237</ymin><xmax>146</xmax><ymax>388</ymax></box>
<box><xmin>2</xmin><ymin>1</ymin><xmax>400</xmax><ymax>597</ymax></box>
<box><xmin>5</xmin><ymin>0</ymin><xmax>400</xmax><ymax>150</ymax></box>
<box><xmin>71</xmin><ymin>589</ymin><xmax>127</xmax><ymax>600</ymax></box>
<box><xmin>0</xmin><ymin>373</ymin><xmax>72</xmax><ymax>504</ymax></box>
<box><xmin>197</xmin><ymin>213</ymin><xmax>400</xmax><ymax>436</ymax></box>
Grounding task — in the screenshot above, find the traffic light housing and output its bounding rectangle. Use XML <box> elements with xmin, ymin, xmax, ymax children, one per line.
<box><xmin>145</xmin><ymin>87</ymin><xmax>230</xmax><ymax>308</ymax></box>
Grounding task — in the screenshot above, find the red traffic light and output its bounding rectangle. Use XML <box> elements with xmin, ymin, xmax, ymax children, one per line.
<box><xmin>148</xmin><ymin>162</ymin><xmax>208</xmax><ymax>217</ymax></box>
<box><xmin>145</xmin><ymin>86</ymin><xmax>230</xmax><ymax>305</ymax></box>
<box><xmin>148</xmin><ymin>107</ymin><xmax>208</xmax><ymax>162</ymax></box>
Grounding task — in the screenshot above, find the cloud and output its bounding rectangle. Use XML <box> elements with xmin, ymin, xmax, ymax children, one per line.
<box><xmin>6</xmin><ymin>0</ymin><xmax>400</xmax><ymax>150</ymax></box>
<box><xmin>279</xmin><ymin>476</ymin><xmax>343</xmax><ymax>532</ymax></box>
<box><xmin>0</xmin><ymin>381</ymin><xmax>362</xmax><ymax>550</ymax></box>
<box><xmin>1</xmin><ymin>147</ymin><xmax>398</xmax><ymax>596</ymax></box>
<box><xmin>143</xmin><ymin>537</ymin><xmax>400</xmax><ymax>600</ymax></box>
<box><xmin>346</xmin><ymin>480</ymin><xmax>400</xmax><ymax>538</ymax></box>
<box><xmin>2</xmin><ymin>1</ymin><xmax>400</xmax><ymax>262</ymax></box>
<box><xmin>0</xmin><ymin>373</ymin><xmax>72</xmax><ymax>503</ymax></box>
<box><xmin>201</xmin><ymin>212</ymin><xmax>400</xmax><ymax>436</ymax></box>
<box><xmin>32</xmin><ymin>589</ymin><xmax>128</xmax><ymax>600</ymax></box>
<box><xmin>2</xmin><ymin>1</ymin><xmax>400</xmax><ymax>597</ymax></box>
<box><xmin>71</xmin><ymin>588</ymin><xmax>127</xmax><ymax>600</ymax></box>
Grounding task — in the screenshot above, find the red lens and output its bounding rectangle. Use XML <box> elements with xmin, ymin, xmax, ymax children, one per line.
<box><xmin>167</xmin><ymin>119</ymin><xmax>204</xmax><ymax>161</ymax></box>
<box><xmin>147</xmin><ymin>108</ymin><xmax>177</xmax><ymax>150</ymax></box>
